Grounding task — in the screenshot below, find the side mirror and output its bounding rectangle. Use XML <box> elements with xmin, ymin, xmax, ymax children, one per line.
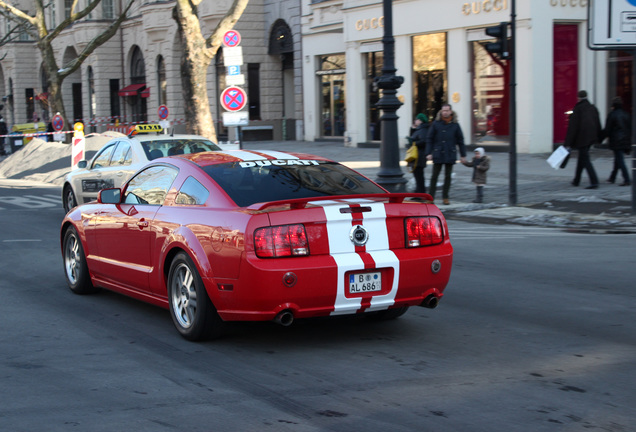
<box><xmin>78</xmin><ymin>160</ymin><xmax>87</xmax><ymax>169</ymax></box>
<box><xmin>98</xmin><ymin>188</ymin><xmax>121</xmax><ymax>204</ymax></box>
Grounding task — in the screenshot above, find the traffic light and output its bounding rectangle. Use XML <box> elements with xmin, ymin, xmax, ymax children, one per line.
<box><xmin>485</xmin><ymin>22</ymin><xmax>510</xmax><ymax>59</ymax></box>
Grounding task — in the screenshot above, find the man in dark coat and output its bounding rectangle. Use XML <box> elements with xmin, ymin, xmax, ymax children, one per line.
<box><xmin>0</xmin><ymin>116</ymin><xmax>7</xmax><ymax>156</ymax></box>
<box><xmin>602</xmin><ymin>96</ymin><xmax>631</xmax><ymax>186</ymax></box>
<box><xmin>426</xmin><ymin>104</ymin><xmax>467</xmax><ymax>204</ymax></box>
<box><xmin>564</xmin><ymin>90</ymin><xmax>601</xmax><ymax>189</ymax></box>
<box><xmin>409</xmin><ymin>113</ymin><xmax>429</xmax><ymax>193</ymax></box>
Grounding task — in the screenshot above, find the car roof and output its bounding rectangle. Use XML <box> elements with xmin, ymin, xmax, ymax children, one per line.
<box><xmin>172</xmin><ymin>150</ymin><xmax>334</xmax><ymax>167</ymax></box>
<box><xmin>134</xmin><ymin>134</ymin><xmax>214</xmax><ymax>143</ymax></box>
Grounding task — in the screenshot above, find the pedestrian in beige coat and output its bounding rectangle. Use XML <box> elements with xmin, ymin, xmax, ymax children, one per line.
<box><xmin>462</xmin><ymin>147</ymin><xmax>490</xmax><ymax>203</ymax></box>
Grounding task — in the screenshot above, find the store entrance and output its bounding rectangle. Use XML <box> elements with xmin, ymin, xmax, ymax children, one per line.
<box><xmin>318</xmin><ymin>55</ymin><xmax>346</xmax><ymax>138</ymax></box>
<box><xmin>471</xmin><ymin>41</ymin><xmax>509</xmax><ymax>144</ymax></box>
<box><xmin>553</xmin><ymin>24</ymin><xmax>578</xmax><ymax>144</ymax></box>
<box><xmin>412</xmin><ymin>33</ymin><xmax>447</xmax><ymax>123</ymax></box>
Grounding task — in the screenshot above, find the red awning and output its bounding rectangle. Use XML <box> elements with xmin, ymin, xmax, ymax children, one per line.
<box><xmin>140</xmin><ymin>87</ymin><xmax>150</xmax><ymax>98</ymax></box>
<box><xmin>118</xmin><ymin>83</ymin><xmax>146</xmax><ymax>97</ymax></box>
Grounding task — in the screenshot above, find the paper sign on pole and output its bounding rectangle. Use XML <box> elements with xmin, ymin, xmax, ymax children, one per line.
<box><xmin>222</xmin><ymin>111</ymin><xmax>249</xmax><ymax>126</ymax></box>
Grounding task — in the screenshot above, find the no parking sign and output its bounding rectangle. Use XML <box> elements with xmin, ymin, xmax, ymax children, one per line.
<box><xmin>51</xmin><ymin>114</ymin><xmax>64</xmax><ymax>131</ymax></box>
<box><xmin>222</xmin><ymin>30</ymin><xmax>241</xmax><ymax>48</ymax></box>
<box><xmin>220</xmin><ymin>87</ymin><xmax>247</xmax><ymax>112</ymax></box>
<box><xmin>158</xmin><ymin>105</ymin><xmax>169</xmax><ymax>120</ymax></box>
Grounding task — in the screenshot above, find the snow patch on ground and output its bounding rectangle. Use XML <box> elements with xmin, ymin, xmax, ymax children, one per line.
<box><xmin>561</xmin><ymin>195</ymin><xmax>617</xmax><ymax>203</ymax></box>
<box><xmin>0</xmin><ymin>133</ymin><xmax>123</xmax><ymax>185</ymax></box>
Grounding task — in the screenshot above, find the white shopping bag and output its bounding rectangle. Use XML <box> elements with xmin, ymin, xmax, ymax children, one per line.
<box><xmin>547</xmin><ymin>145</ymin><xmax>570</xmax><ymax>169</ymax></box>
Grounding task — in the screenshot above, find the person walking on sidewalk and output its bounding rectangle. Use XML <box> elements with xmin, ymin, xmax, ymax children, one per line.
<box><xmin>0</xmin><ymin>116</ymin><xmax>7</xmax><ymax>156</ymax></box>
<box><xmin>602</xmin><ymin>96</ymin><xmax>631</xmax><ymax>186</ymax></box>
<box><xmin>426</xmin><ymin>104</ymin><xmax>467</xmax><ymax>205</ymax></box>
<box><xmin>408</xmin><ymin>113</ymin><xmax>429</xmax><ymax>193</ymax></box>
<box><xmin>564</xmin><ymin>90</ymin><xmax>601</xmax><ymax>189</ymax></box>
<box><xmin>462</xmin><ymin>147</ymin><xmax>490</xmax><ymax>203</ymax></box>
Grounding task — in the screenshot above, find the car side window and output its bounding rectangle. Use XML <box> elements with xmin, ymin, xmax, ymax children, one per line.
<box><xmin>175</xmin><ymin>176</ymin><xmax>209</xmax><ymax>205</ymax></box>
<box><xmin>91</xmin><ymin>144</ymin><xmax>116</xmax><ymax>169</ymax></box>
<box><xmin>110</xmin><ymin>142</ymin><xmax>132</xmax><ymax>166</ymax></box>
<box><xmin>123</xmin><ymin>165</ymin><xmax>179</xmax><ymax>206</ymax></box>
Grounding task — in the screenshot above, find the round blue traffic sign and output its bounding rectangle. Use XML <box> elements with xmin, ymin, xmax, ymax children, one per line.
<box><xmin>629</xmin><ymin>0</ymin><xmax>636</xmax><ymax>7</ymax></box>
<box><xmin>220</xmin><ymin>87</ymin><xmax>247</xmax><ymax>112</ymax></box>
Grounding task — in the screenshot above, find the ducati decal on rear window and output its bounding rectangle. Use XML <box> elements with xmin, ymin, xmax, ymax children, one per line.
<box><xmin>239</xmin><ymin>160</ymin><xmax>321</xmax><ymax>168</ymax></box>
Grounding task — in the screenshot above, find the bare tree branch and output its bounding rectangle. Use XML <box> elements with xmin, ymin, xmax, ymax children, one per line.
<box><xmin>58</xmin><ymin>0</ymin><xmax>136</xmax><ymax>79</ymax></box>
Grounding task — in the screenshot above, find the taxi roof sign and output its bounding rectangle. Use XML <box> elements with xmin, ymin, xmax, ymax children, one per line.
<box><xmin>128</xmin><ymin>123</ymin><xmax>163</xmax><ymax>137</ymax></box>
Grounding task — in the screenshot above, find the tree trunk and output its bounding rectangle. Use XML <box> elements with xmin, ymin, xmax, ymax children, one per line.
<box><xmin>175</xmin><ymin>4</ymin><xmax>216</xmax><ymax>141</ymax></box>
<box><xmin>174</xmin><ymin>0</ymin><xmax>249</xmax><ymax>143</ymax></box>
<box><xmin>38</xmin><ymin>41</ymin><xmax>69</xmax><ymax>139</ymax></box>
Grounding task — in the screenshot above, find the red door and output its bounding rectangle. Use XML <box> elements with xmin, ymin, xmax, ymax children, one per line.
<box><xmin>553</xmin><ymin>24</ymin><xmax>579</xmax><ymax>144</ymax></box>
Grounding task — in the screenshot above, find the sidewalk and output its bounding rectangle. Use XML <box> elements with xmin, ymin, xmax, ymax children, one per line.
<box><xmin>242</xmin><ymin>140</ymin><xmax>636</xmax><ymax>231</ymax></box>
<box><xmin>1</xmin><ymin>138</ymin><xmax>634</xmax><ymax>231</ymax></box>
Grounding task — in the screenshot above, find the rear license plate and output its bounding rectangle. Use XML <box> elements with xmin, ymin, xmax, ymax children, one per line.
<box><xmin>349</xmin><ymin>271</ymin><xmax>382</xmax><ymax>294</ymax></box>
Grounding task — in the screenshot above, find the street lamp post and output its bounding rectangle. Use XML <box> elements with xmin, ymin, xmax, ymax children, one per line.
<box><xmin>375</xmin><ymin>0</ymin><xmax>407</xmax><ymax>192</ymax></box>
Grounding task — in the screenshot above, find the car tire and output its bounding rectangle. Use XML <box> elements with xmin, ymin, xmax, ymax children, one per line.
<box><xmin>168</xmin><ymin>252</ymin><xmax>224</xmax><ymax>341</ymax></box>
<box><xmin>366</xmin><ymin>306</ymin><xmax>409</xmax><ymax>321</ymax></box>
<box><xmin>63</xmin><ymin>185</ymin><xmax>77</xmax><ymax>213</ymax></box>
<box><xmin>63</xmin><ymin>227</ymin><xmax>99</xmax><ymax>295</ymax></box>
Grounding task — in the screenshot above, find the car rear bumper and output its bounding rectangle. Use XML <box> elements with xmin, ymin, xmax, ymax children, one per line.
<box><xmin>206</xmin><ymin>244</ymin><xmax>453</xmax><ymax>322</ymax></box>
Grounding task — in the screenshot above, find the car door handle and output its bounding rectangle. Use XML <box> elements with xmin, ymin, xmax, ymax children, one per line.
<box><xmin>137</xmin><ymin>219</ymin><xmax>149</xmax><ymax>228</ymax></box>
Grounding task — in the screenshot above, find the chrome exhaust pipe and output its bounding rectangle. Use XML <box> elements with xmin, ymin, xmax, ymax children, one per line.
<box><xmin>421</xmin><ymin>295</ymin><xmax>439</xmax><ymax>309</ymax></box>
<box><xmin>274</xmin><ymin>310</ymin><xmax>294</xmax><ymax>327</ymax></box>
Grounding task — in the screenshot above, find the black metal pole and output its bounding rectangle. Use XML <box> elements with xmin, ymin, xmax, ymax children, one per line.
<box><xmin>628</xmin><ymin>50</ymin><xmax>636</xmax><ymax>215</ymax></box>
<box><xmin>509</xmin><ymin>0</ymin><xmax>517</xmax><ymax>205</ymax></box>
<box><xmin>375</xmin><ymin>0</ymin><xmax>407</xmax><ymax>192</ymax></box>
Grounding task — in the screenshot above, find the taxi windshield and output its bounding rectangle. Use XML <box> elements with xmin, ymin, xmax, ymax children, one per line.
<box><xmin>143</xmin><ymin>139</ymin><xmax>221</xmax><ymax>160</ymax></box>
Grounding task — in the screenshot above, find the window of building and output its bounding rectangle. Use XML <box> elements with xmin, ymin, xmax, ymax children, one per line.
<box><xmin>157</xmin><ymin>55</ymin><xmax>167</xmax><ymax>106</ymax></box>
<box><xmin>412</xmin><ymin>33</ymin><xmax>447</xmax><ymax>122</ymax></box>
<box><xmin>248</xmin><ymin>63</ymin><xmax>261</xmax><ymax>120</ymax></box>
<box><xmin>49</xmin><ymin>1</ymin><xmax>56</xmax><ymax>28</ymax></box>
<box><xmin>72</xmin><ymin>83</ymin><xmax>83</xmax><ymax>123</ymax></box>
<box><xmin>318</xmin><ymin>54</ymin><xmax>346</xmax><ymax>137</ymax></box>
<box><xmin>553</xmin><ymin>24</ymin><xmax>578</xmax><ymax>144</ymax></box>
<box><xmin>366</xmin><ymin>51</ymin><xmax>383</xmax><ymax>141</ymax></box>
<box><xmin>64</xmin><ymin>0</ymin><xmax>72</xmax><ymax>19</ymax></box>
<box><xmin>471</xmin><ymin>41</ymin><xmax>508</xmax><ymax>143</ymax></box>
<box><xmin>88</xmin><ymin>67</ymin><xmax>96</xmax><ymax>128</ymax></box>
<box><xmin>607</xmin><ymin>51</ymin><xmax>633</xmax><ymax>115</ymax></box>
<box><xmin>110</xmin><ymin>79</ymin><xmax>121</xmax><ymax>120</ymax></box>
<box><xmin>103</xmin><ymin>0</ymin><xmax>115</xmax><ymax>19</ymax></box>
<box><xmin>130</xmin><ymin>46</ymin><xmax>147</xmax><ymax>123</ymax></box>
<box><xmin>25</xmin><ymin>88</ymin><xmax>35</xmax><ymax>121</ymax></box>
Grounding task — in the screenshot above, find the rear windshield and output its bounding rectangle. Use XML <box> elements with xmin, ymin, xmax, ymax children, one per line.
<box><xmin>142</xmin><ymin>139</ymin><xmax>221</xmax><ymax>160</ymax></box>
<box><xmin>203</xmin><ymin>160</ymin><xmax>385</xmax><ymax>207</ymax></box>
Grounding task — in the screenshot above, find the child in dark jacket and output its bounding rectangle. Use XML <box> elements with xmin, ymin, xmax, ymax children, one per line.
<box><xmin>462</xmin><ymin>147</ymin><xmax>490</xmax><ymax>203</ymax></box>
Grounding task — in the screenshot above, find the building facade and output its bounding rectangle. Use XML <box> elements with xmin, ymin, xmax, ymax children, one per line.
<box><xmin>301</xmin><ymin>0</ymin><xmax>624</xmax><ymax>153</ymax></box>
<box><xmin>0</xmin><ymin>0</ymin><xmax>303</xmax><ymax>141</ymax></box>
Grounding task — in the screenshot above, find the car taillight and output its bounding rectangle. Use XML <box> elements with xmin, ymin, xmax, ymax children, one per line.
<box><xmin>254</xmin><ymin>224</ymin><xmax>309</xmax><ymax>258</ymax></box>
<box><xmin>405</xmin><ymin>217</ymin><xmax>444</xmax><ymax>247</ymax></box>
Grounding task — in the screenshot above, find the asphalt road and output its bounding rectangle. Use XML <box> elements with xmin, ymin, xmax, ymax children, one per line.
<box><xmin>1</xmin><ymin>184</ymin><xmax>635</xmax><ymax>431</ymax></box>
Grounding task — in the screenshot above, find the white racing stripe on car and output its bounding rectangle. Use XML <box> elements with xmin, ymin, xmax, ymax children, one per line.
<box><xmin>216</xmin><ymin>150</ymin><xmax>268</xmax><ymax>161</ymax></box>
<box><xmin>253</xmin><ymin>150</ymin><xmax>300</xmax><ymax>160</ymax></box>
<box><xmin>318</xmin><ymin>201</ymin><xmax>399</xmax><ymax>315</ymax></box>
<box><xmin>358</xmin><ymin>204</ymin><xmax>400</xmax><ymax>312</ymax></box>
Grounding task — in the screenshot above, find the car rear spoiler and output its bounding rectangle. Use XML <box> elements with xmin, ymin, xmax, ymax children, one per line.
<box><xmin>246</xmin><ymin>193</ymin><xmax>434</xmax><ymax>211</ymax></box>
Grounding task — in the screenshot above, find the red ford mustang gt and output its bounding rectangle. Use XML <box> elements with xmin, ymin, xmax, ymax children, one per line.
<box><xmin>61</xmin><ymin>150</ymin><xmax>453</xmax><ymax>340</ymax></box>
